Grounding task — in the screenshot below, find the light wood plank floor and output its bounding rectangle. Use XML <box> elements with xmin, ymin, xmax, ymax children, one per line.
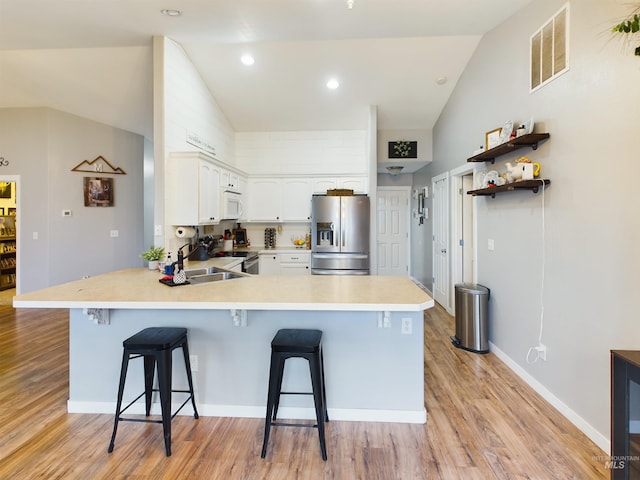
<box><xmin>0</xmin><ymin>304</ymin><xmax>607</xmax><ymax>479</ymax></box>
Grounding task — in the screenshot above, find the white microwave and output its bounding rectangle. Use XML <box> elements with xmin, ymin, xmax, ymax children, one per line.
<box><xmin>222</xmin><ymin>190</ymin><xmax>243</xmax><ymax>220</ymax></box>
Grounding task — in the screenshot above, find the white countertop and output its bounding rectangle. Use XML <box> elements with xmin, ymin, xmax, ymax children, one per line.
<box><xmin>13</xmin><ymin>266</ymin><xmax>433</xmax><ymax>312</ymax></box>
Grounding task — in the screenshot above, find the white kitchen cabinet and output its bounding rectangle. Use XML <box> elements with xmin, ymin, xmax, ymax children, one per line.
<box><xmin>247</xmin><ymin>177</ymin><xmax>312</xmax><ymax>222</ymax></box>
<box><xmin>259</xmin><ymin>253</ymin><xmax>280</xmax><ymax>275</ymax></box>
<box><xmin>282</xmin><ymin>178</ymin><xmax>312</xmax><ymax>221</ymax></box>
<box><xmin>312</xmin><ymin>176</ymin><xmax>368</xmax><ymax>194</ymax></box>
<box><xmin>247</xmin><ymin>178</ymin><xmax>283</xmax><ymax>221</ymax></box>
<box><xmin>279</xmin><ymin>252</ymin><xmax>310</xmax><ymax>275</ymax></box>
<box><xmin>220</xmin><ymin>169</ymin><xmax>241</xmax><ymax>192</ymax></box>
<box><xmin>166</xmin><ymin>153</ymin><xmax>221</xmax><ymax>225</ymax></box>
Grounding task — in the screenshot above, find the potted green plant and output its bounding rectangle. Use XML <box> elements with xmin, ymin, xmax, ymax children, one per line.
<box><xmin>612</xmin><ymin>5</ymin><xmax>640</xmax><ymax>56</ymax></box>
<box><xmin>141</xmin><ymin>245</ymin><xmax>165</xmax><ymax>270</ymax></box>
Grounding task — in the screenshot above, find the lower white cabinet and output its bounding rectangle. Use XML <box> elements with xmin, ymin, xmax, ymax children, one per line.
<box><xmin>259</xmin><ymin>252</ymin><xmax>310</xmax><ymax>275</ymax></box>
<box><xmin>259</xmin><ymin>253</ymin><xmax>279</xmax><ymax>275</ymax></box>
<box><xmin>279</xmin><ymin>252</ymin><xmax>310</xmax><ymax>275</ymax></box>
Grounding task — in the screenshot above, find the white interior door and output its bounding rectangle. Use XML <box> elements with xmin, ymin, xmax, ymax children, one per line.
<box><xmin>432</xmin><ymin>174</ymin><xmax>449</xmax><ymax>309</ymax></box>
<box><xmin>376</xmin><ymin>187</ymin><xmax>409</xmax><ymax>276</ymax></box>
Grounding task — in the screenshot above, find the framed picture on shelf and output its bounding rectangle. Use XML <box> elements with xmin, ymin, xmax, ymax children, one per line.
<box><xmin>485</xmin><ymin>128</ymin><xmax>502</xmax><ymax>150</ymax></box>
<box><xmin>8</xmin><ymin>208</ymin><xmax>15</xmax><ymax>216</ymax></box>
<box><xmin>0</xmin><ymin>208</ymin><xmax>4</xmax><ymax>215</ymax></box>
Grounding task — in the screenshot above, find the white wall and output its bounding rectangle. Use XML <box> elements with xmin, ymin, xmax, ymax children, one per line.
<box><xmin>429</xmin><ymin>0</ymin><xmax>640</xmax><ymax>449</ymax></box>
<box><xmin>236</xmin><ymin>130</ymin><xmax>367</xmax><ymax>175</ymax></box>
<box><xmin>0</xmin><ymin>107</ymin><xmax>144</xmax><ymax>292</ymax></box>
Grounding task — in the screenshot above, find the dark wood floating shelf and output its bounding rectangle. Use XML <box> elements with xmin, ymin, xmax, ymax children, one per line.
<box><xmin>468</xmin><ymin>133</ymin><xmax>550</xmax><ymax>164</ymax></box>
<box><xmin>467</xmin><ymin>179</ymin><xmax>551</xmax><ymax>198</ymax></box>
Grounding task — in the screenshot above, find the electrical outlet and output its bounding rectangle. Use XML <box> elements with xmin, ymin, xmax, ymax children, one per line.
<box><xmin>190</xmin><ymin>355</ymin><xmax>198</xmax><ymax>372</ymax></box>
<box><xmin>487</xmin><ymin>238</ymin><xmax>495</xmax><ymax>251</ymax></box>
<box><xmin>401</xmin><ymin>317</ymin><xmax>412</xmax><ymax>335</ymax></box>
<box><xmin>154</xmin><ymin>224</ymin><xmax>162</xmax><ymax>236</ymax></box>
<box><xmin>535</xmin><ymin>344</ymin><xmax>547</xmax><ymax>361</ymax></box>
<box><xmin>110</xmin><ymin>230</ymin><xmax>119</xmax><ymax>238</ymax></box>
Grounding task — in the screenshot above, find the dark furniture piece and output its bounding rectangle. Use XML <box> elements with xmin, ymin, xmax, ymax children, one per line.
<box><xmin>108</xmin><ymin>327</ymin><xmax>199</xmax><ymax>456</ymax></box>
<box><xmin>261</xmin><ymin>329</ymin><xmax>329</xmax><ymax>461</ymax></box>
<box><xmin>612</xmin><ymin>350</ymin><xmax>640</xmax><ymax>478</ymax></box>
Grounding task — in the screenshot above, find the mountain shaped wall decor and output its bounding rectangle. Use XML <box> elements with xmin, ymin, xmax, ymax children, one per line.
<box><xmin>71</xmin><ymin>155</ymin><xmax>126</xmax><ymax>175</ymax></box>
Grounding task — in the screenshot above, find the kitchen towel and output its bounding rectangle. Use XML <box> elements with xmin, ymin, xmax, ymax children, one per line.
<box><xmin>175</xmin><ymin>226</ymin><xmax>196</xmax><ymax>239</ymax></box>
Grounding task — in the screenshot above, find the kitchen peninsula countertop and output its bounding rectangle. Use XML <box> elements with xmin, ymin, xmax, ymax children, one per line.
<box><xmin>13</xmin><ymin>266</ymin><xmax>433</xmax><ymax>312</ymax></box>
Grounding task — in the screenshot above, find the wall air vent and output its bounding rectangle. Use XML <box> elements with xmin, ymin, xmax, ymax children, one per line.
<box><xmin>530</xmin><ymin>3</ymin><xmax>570</xmax><ymax>92</ymax></box>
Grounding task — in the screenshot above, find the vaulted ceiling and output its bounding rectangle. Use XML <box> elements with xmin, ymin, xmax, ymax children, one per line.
<box><xmin>0</xmin><ymin>0</ymin><xmax>532</xmax><ymax>138</ymax></box>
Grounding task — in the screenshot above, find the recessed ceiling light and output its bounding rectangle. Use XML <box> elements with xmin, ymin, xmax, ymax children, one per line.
<box><xmin>241</xmin><ymin>55</ymin><xmax>255</xmax><ymax>66</ymax></box>
<box><xmin>326</xmin><ymin>78</ymin><xmax>340</xmax><ymax>90</ymax></box>
<box><xmin>161</xmin><ymin>9</ymin><xmax>182</xmax><ymax>17</ymax></box>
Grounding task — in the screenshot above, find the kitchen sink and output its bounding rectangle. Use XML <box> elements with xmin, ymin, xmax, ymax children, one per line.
<box><xmin>184</xmin><ymin>266</ymin><xmax>250</xmax><ymax>284</ymax></box>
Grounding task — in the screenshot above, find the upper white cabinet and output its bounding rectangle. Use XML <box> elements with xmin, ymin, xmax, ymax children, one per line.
<box><xmin>312</xmin><ymin>176</ymin><xmax>368</xmax><ymax>194</ymax></box>
<box><xmin>220</xmin><ymin>169</ymin><xmax>241</xmax><ymax>192</ymax></box>
<box><xmin>282</xmin><ymin>179</ymin><xmax>312</xmax><ymax>221</ymax></box>
<box><xmin>247</xmin><ymin>177</ymin><xmax>313</xmax><ymax>222</ymax></box>
<box><xmin>166</xmin><ymin>152</ymin><xmax>221</xmax><ymax>225</ymax></box>
<box><xmin>247</xmin><ymin>178</ymin><xmax>283</xmax><ymax>221</ymax></box>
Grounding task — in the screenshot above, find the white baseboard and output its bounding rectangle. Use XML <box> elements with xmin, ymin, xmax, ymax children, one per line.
<box><xmin>68</xmin><ymin>401</ymin><xmax>427</xmax><ymax>424</ymax></box>
<box><xmin>489</xmin><ymin>341</ymin><xmax>609</xmax><ymax>454</ymax></box>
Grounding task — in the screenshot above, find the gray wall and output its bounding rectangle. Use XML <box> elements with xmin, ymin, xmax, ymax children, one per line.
<box><xmin>0</xmin><ymin>107</ymin><xmax>144</xmax><ymax>292</ymax></box>
<box><xmin>428</xmin><ymin>0</ymin><xmax>640</xmax><ymax>444</ymax></box>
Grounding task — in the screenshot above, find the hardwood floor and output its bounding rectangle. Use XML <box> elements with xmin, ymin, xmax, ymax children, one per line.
<box><xmin>0</xmin><ymin>304</ymin><xmax>607</xmax><ymax>479</ymax></box>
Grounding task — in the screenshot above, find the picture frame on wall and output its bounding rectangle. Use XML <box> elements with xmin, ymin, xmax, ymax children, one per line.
<box><xmin>388</xmin><ymin>141</ymin><xmax>418</xmax><ymax>159</ymax></box>
<box><xmin>84</xmin><ymin>177</ymin><xmax>114</xmax><ymax>207</ymax></box>
<box><xmin>0</xmin><ymin>182</ymin><xmax>11</xmax><ymax>199</ymax></box>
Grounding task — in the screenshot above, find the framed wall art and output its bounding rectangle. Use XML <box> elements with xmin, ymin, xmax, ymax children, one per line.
<box><xmin>388</xmin><ymin>140</ymin><xmax>418</xmax><ymax>159</ymax></box>
<box><xmin>84</xmin><ymin>177</ymin><xmax>114</xmax><ymax>207</ymax></box>
<box><xmin>0</xmin><ymin>182</ymin><xmax>11</xmax><ymax>199</ymax></box>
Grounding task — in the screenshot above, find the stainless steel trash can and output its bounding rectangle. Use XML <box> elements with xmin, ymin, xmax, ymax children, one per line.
<box><xmin>451</xmin><ymin>283</ymin><xmax>490</xmax><ymax>354</ymax></box>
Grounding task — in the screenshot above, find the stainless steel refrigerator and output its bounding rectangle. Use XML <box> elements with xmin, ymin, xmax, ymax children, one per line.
<box><xmin>311</xmin><ymin>194</ymin><xmax>370</xmax><ymax>275</ymax></box>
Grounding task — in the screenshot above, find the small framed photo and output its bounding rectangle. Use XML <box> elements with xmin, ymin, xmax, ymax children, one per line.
<box><xmin>0</xmin><ymin>182</ymin><xmax>11</xmax><ymax>199</ymax></box>
<box><xmin>84</xmin><ymin>177</ymin><xmax>114</xmax><ymax>207</ymax></box>
<box><xmin>0</xmin><ymin>208</ymin><xmax>4</xmax><ymax>215</ymax></box>
<box><xmin>485</xmin><ymin>128</ymin><xmax>502</xmax><ymax>150</ymax></box>
<box><xmin>8</xmin><ymin>208</ymin><xmax>15</xmax><ymax>216</ymax></box>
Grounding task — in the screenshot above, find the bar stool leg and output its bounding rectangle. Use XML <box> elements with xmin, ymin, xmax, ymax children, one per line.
<box><xmin>180</xmin><ymin>339</ymin><xmax>199</xmax><ymax>419</ymax></box>
<box><xmin>108</xmin><ymin>350</ymin><xmax>130</xmax><ymax>453</ymax></box>
<box><xmin>261</xmin><ymin>353</ymin><xmax>283</xmax><ymax>458</ymax></box>
<box><xmin>272</xmin><ymin>353</ymin><xmax>287</xmax><ymax>421</ymax></box>
<box><xmin>320</xmin><ymin>348</ymin><xmax>329</xmax><ymax>422</ymax></box>
<box><xmin>143</xmin><ymin>355</ymin><xmax>155</xmax><ymax>416</ymax></box>
<box><xmin>309</xmin><ymin>355</ymin><xmax>327</xmax><ymax>461</ymax></box>
<box><xmin>157</xmin><ymin>350</ymin><xmax>173</xmax><ymax>457</ymax></box>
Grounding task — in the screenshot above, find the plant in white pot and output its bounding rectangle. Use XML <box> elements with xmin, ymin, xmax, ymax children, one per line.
<box><xmin>141</xmin><ymin>245</ymin><xmax>165</xmax><ymax>270</ymax></box>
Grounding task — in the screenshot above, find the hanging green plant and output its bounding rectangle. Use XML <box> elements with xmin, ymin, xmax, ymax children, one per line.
<box><xmin>612</xmin><ymin>8</ymin><xmax>640</xmax><ymax>56</ymax></box>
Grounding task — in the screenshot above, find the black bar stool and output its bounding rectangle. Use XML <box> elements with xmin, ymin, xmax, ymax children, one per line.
<box><xmin>261</xmin><ymin>328</ymin><xmax>329</xmax><ymax>461</ymax></box>
<box><xmin>107</xmin><ymin>327</ymin><xmax>199</xmax><ymax>456</ymax></box>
